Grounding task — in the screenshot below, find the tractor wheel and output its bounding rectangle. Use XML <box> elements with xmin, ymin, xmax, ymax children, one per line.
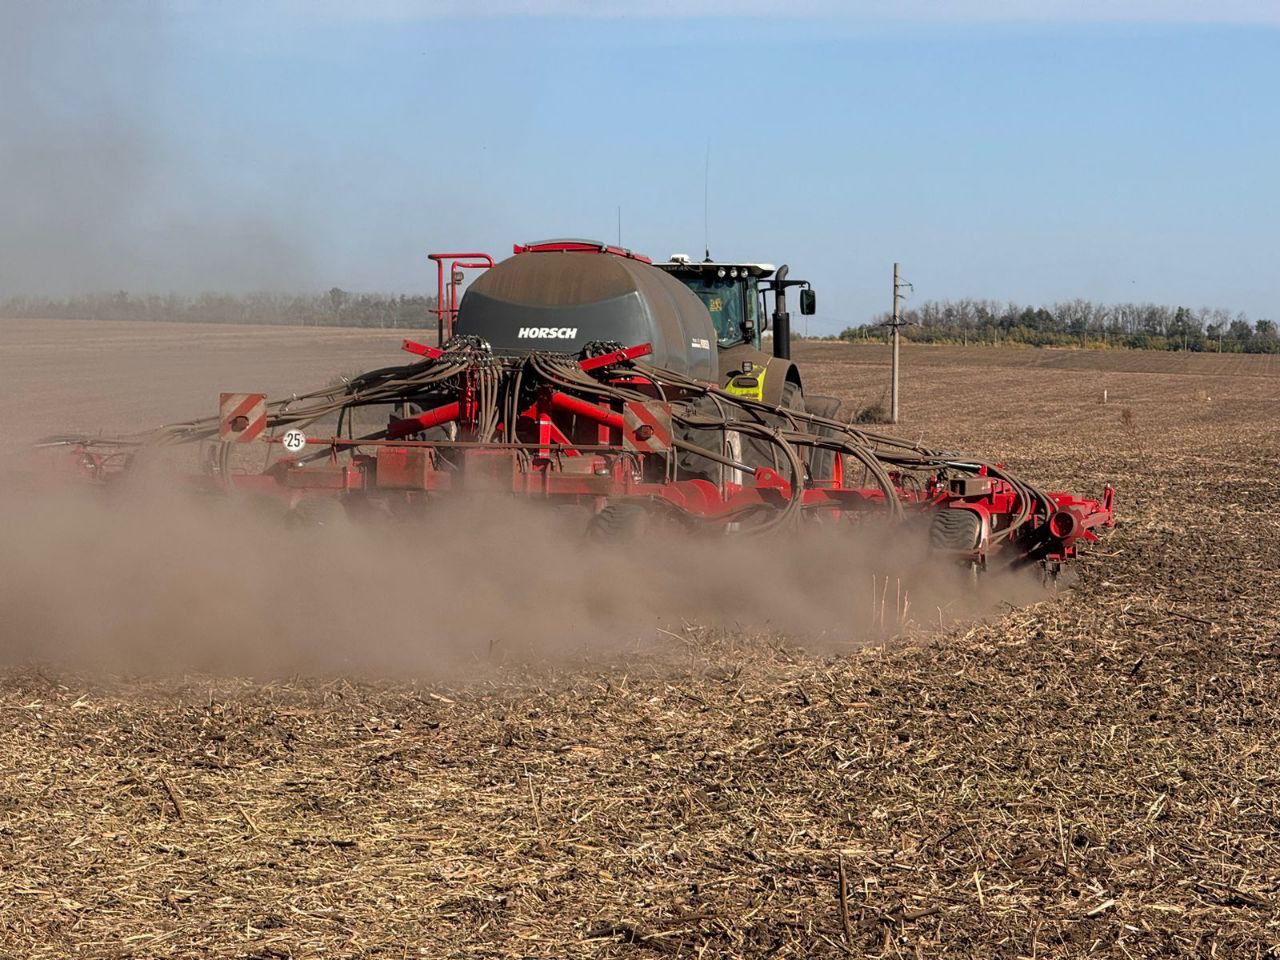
<box><xmin>805</xmin><ymin>395</ymin><xmax>842</xmax><ymax>420</ymax></box>
<box><xmin>738</xmin><ymin>380</ymin><xmax>806</xmax><ymax>479</ymax></box>
<box><xmin>737</xmin><ymin>378</ymin><xmax>803</xmax><ymax>478</ymax></box>
<box><xmin>780</xmin><ymin>380</ymin><xmax>805</xmax><ymax>413</ymax></box>
<box><xmin>587</xmin><ymin>503</ymin><xmax>650</xmax><ymax>542</ymax></box>
<box><xmin>803</xmin><ymin>395</ymin><xmax>844</xmax><ymax>483</ymax></box>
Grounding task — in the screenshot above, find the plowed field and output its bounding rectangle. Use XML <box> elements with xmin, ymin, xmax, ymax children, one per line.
<box><xmin>1</xmin><ymin>322</ymin><xmax>1277</xmax><ymax>957</ymax></box>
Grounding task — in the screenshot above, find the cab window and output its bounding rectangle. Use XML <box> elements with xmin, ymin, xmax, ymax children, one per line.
<box><xmin>685</xmin><ymin>277</ymin><xmax>745</xmax><ymax>347</ymax></box>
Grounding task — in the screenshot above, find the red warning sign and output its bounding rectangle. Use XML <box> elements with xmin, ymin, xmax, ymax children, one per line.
<box><xmin>622</xmin><ymin>401</ymin><xmax>673</xmax><ymax>453</ymax></box>
<box><xmin>218</xmin><ymin>392</ymin><xmax>267</xmax><ymax>443</ymax></box>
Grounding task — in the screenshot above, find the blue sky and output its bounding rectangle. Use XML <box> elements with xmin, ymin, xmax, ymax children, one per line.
<box><xmin>2</xmin><ymin>1</ymin><xmax>1276</xmax><ymax>332</ymax></box>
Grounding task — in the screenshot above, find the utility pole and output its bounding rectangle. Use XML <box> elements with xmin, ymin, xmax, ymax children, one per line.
<box><xmin>885</xmin><ymin>262</ymin><xmax>911</xmax><ymax>425</ymax></box>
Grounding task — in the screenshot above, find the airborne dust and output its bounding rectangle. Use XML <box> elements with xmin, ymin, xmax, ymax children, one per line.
<box><xmin>0</xmin><ymin>463</ymin><xmax>1043</xmax><ymax>681</ymax></box>
<box><xmin>0</xmin><ymin>325</ymin><xmax>1043</xmax><ymax>684</ymax></box>
<box><xmin>0</xmin><ymin>2</ymin><xmax>315</xmax><ymax>297</ymax></box>
<box><xmin>0</xmin><ymin>3</ymin><xmax>1044</xmax><ymax>682</ymax></box>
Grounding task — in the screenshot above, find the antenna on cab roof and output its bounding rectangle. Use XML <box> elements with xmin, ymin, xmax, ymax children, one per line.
<box><xmin>703</xmin><ymin>139</ymin><xmax>712</xmax><ymax>262</ymax></box>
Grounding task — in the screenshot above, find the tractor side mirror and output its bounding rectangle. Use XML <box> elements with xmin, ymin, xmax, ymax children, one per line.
<box><xmin>800</xmin><ymin>289</ymin><xmax>816</xmax><ymax>316</ymax></box>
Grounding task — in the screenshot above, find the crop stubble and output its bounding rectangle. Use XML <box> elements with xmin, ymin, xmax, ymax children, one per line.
<box><xmin>0</xmin><ymin>324</ymin><xmax>1277</xmax><ymax>957</ymax></box>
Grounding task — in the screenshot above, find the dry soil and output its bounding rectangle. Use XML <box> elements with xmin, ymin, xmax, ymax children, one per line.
<box><xmin>1</xmin><ymin>321</ymin><xmax>1277</xmax><ymax>957</ymax></box>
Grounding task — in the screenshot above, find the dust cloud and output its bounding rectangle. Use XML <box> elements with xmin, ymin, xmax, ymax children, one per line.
<box><xmin>0</xmin><ymin>1</ymin><xmax>314</xmax><ymax>296</ymax></box>
<box><xmin>0</xmin><ymin>467</ymin><xmax>1042</xmax><ymax>681</ymax></box>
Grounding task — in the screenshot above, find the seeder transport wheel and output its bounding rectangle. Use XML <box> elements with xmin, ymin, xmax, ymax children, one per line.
<box><xmin>587</xmin><ymin>503</ymin><xmax>650</xmax><ymax>542</ymax></box>
<box><xmin>286</xmin><ymin>496</ymin><xmax>349</xmax><ymax>530</ymax></box>
<box><xmin>929</xmin><ymin>508</ymin><xmax>982</xmax><ymax>551</ymax></box>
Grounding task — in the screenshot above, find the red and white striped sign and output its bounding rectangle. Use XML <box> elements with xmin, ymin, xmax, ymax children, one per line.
<box><xmin>218</xmin><ymin>392</ymin><xmax>267</xmax><ymax>443</ymax></box>
<box><xmin>622</xmin><ymin>401</ymin><xmax>673</xmax><ymax>453</ymax></box>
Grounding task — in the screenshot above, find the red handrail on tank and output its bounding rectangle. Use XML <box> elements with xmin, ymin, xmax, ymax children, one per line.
<box><xmin>513</xmin><ymin>240</ymin><xmax>652</xmax><ymax>263</ymax></box>
<box><xmin>428</xmin><ymin>252</ymin><xmax>495</xmax><ymax>344</ymax></box>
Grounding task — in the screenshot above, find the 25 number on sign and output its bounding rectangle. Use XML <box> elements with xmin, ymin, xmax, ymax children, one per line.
<box><xmin>281</xmin><ymin>429</ymin><xmax>308</xmax><ymax>455</ymax></box>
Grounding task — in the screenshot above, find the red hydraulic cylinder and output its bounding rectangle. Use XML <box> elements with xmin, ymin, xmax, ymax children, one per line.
<box><xmin>386</xmin><ymin>401</ymin><xmax>461</xmax><ymax>440</ymax></box>
<box><xmin>545</xmin><ymin>391</ymin><xmax>625</xmax><ymax>430</ymax></box>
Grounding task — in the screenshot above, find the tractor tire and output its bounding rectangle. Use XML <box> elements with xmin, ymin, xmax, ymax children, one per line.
<box><xmin>805</xmin><ymin>395</ymin><xmax>842</xmax><ymax>421</ymax></box>
<box><xmin>675</xmin><ymin>394</ymin><xmax>729</xmax><ymax>483</ymax></box>
<box><xmin>803</xmin><ymin>395</ymin><xmax>844</xmax><ymax>483</ymax></box>
<box><xmin>929</xmin><ymin>508</ymin><xmax>982</xmax><ymax>551</ymax></box>
<box><xmin>780</xmin><ymin>380</ymin><xmax>805</xmax><ymax>413</ymax></box>
<box><xmin>587</xmin><ymin>503</ymin><xmax>650</xmax><ymax>542</ymax></box>
<box><xmin>737</xmin><ymin>380</ymin><xmax>806</xmax><ymax>479</ymax></box>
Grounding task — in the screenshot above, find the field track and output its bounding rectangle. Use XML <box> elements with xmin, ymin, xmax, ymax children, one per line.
<box><xmin>2</xmin><ymin>321</ymin><xmax>1278</xmax><ymax>957</ymax></box>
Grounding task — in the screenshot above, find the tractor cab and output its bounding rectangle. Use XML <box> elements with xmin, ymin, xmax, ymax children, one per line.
<box><xmin>653</xmin><ymin>256</ymin><xmax>776</xmax><ymax>351</ymax></box>
<box><xmin>654</xmin><ymin>254</ymin><xmax>816</xmax><ymax>405</ymax></box>
<box><xmin>654</xmin><ymin>254</ymin><xmax>816</xmax><ymax>354</ymax></box>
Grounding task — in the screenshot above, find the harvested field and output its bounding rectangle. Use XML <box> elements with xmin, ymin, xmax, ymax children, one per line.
<box><xmin>1</xmin><ymin>323</ymin><xmax>1279</xmax><ymax>957</ymax></box>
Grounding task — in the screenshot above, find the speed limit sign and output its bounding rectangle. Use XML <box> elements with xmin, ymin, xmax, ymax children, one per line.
<box><xmin>281</xmin><ymin>429</ymin><xmax>307</xmax><ymax>455</ymax></box>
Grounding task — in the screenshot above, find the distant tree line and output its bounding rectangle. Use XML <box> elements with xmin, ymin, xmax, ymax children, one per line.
<box><xmin>840</xmin><ymin>299</ymin><xmax>1280</xmax><ymax>353</ymax></box>
<box><xmin>0</xmin><ymin>289</ymin><xmax>438</xmax><ymax>328</ymax></box>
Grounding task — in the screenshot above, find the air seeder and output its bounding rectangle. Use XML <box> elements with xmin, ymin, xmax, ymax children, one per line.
<box><xmin>39</xmin><ymin>240</ymin><xmax>1113</xmax><ymax>576</ymax></box>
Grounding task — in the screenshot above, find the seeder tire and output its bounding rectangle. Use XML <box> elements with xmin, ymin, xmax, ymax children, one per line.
<box><xmin>929</xmin><ymin>508</ymin><xmax>982</xmax><ymax>551</ymax></box>
<box><xmin>286</xmin><ymin>496</ymin><xmax>350</xmax><ymax>530</ymax></box>
<box><xmin>587</xmin><ymin>503</ymin><xmax>650</xmax><ymax>542</ymax></box>
<box><xmin>550</xmin><ymin>503</ymin><xmax>594</xmax><ymax>539</ymax></box>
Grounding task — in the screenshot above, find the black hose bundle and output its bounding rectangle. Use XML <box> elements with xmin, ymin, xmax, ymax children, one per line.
<box><xmin>42</xmin><ymin>340</ymin><xmax>1055</xmax><ymax>538</ymax></box>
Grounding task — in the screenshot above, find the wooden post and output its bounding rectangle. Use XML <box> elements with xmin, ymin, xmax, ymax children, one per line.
<box><xmin>891</xmin><ymin>262</ymin><xmax>902</xmax><ymax>424</ymax></box>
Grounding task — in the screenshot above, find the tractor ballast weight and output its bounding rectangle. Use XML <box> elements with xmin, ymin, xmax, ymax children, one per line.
<box><xmin>36</xmin><ymin>242</ymin><xmax>1114</xmax><ymax>577</ymax></box>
